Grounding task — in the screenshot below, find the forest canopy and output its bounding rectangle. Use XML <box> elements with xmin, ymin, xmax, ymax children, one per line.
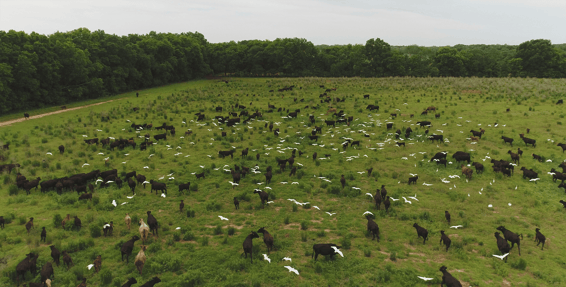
<box><xmin>1</xmin><ymin>28</ymin><xmax>565</xmax><ymax>114</ymax></box>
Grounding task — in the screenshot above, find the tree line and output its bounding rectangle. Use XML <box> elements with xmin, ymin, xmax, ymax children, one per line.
<box><xmin>1</xmin><ymin>28</ymin><xmax>565</xmax><ymax>114</ymax></box>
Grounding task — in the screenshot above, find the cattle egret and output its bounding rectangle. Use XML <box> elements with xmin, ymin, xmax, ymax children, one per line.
<box><xmin>159</xmin><ymin>176</ymin><xmax>164</xmax><ymax>180</ymax></box>
<box><xmin>106</xmin><ymin>181</ymin><xmax>114</xmax><ymax>183</ymax></box>
<box><xmin>46</xmin><ymin>152</ymin><xmax>52</xmax><ymax>155</ymax></box>
<box><xmin>291</xmin><ymin>182</ymin><xmax>299</xmax><ymax>185</ymax></box>
<box><xmin>265</xmin><ymin>187</ymin><xmax>272</xmax><ymax>190</ymax></box>
<box><xmin>450</xmin><ymin>225</ymin><xmax>464</xmax><ymax>229</ymax></box>
<box><xmin>365</xmin><ymin>193</ymin><xmax>374</xmax><ymax>198</ymax></box>
<box><xmin>98</xmin><ymin>153</ymin><xmax>104</xmax><ymax>155</ymax></box>
<box><xmin>282</xmin><ymin>257</ymin><xmax>292</xmax><ymax>262</ymax></box>
<box><xmin>363</xmin><ymin>211</ymin><xmax>374</xmax><ymax>216</ymax></box>
<box><xmin>417</xmin><ymin>276</ymin><xmax>434</xmax><ymax>281</ymax></box>
<box><xmin>219</xmin><ymin>216</ymin><xmax>229</xmax><ymax>221</ymax></box>
<box><xmin>313</xmin><ymin>206</ymin><xmax>320</xmax><ymax>210</ymax></box>
<box><xmin>122</xmin><ymin>162</ymin><xmax>127</xmax><ymax>164</ymax></box>
<box><xmin>121</xmin><ymin>202</ymin><xmax>127</xmax><ymax>205</ymax></box>
<box><xmin>408</xmin><ymin>194</ymin><xmax>418</xmax><ymax>201</ymax></box>
<box><xmin>229</xmin><ymin>181</ymin><xmax>239</xmax><ymax>186</ymax></box>
<box><xmin>127</xmin><ymin>195</ymin><xmax>135</xmax><ymax>199</ymax></box>
<box><xmin>409</xmin><ymin>173</ymin><xmax>417</xmax><ymax>177</ymax></box>
<box><xmin>515</xmin><ymin>186</ymin><xmax>517</xmax><ymax>190</ymax></box>
<box><xmin>284</xmin><ymin>266</ymin><xmax>299</xmax><ymax>275</ymax></box>
<box><xmin>493</xmin><ymin>253</ymin><xmax>509</xmax><ymax>260</ymax></box>
<box><xmin>82</xmin><ymin>163</ymin><xmax>90</xmax><ymax>167</ymax></box>
<box><xmin>87</xmin><ymin>264</ymin><xmax>94</xmax><ymax>270</ymax></box>
<box><xmin>508</xmin><ymin>203</ymin><xmax>512</xmax><ymax>206</ymax></box>
<box><xmin>422</xmin><ymin>183</ymin><xmax>433</xmax><ymax>186</ymax></box>
<box><xmin>263</xmin><ymin>254</ymin><xmax>271</xmax><ymax>263</ymax></box>
<box><xmin>390</xmin><ymin>197</ymin><xmax>399</xmax><ymax>201</ymax></box>
<box><xmin>280</xmin><ymin>182</ymin><xmax>288</xmax><ymax>184</ymax></box>
<box><xmin>530</xmin><ymin>178</ymin><xmax>540</xmax><ymax>182</ymax></box>
<box><xmin>325</xmin><ymin>212</ymin><xmax>336</xmax><ymax>216</ymax></box>
<box><xmin>402</xmin><ymin>197</ymin><xmax>412</xmax><ymax>204</ymax></box>
<box><xmin>124</xmin><ymin>153</ymin><xmax>129</xmax><ymax>156</ymax></box>
<box><xmin>331</xmin><ymin>246</ymin><xmax>344</xmax><ymax>257</ymax></box>
<box><xmin>143</xmin><ymin>166</ymin><xmax>149</xmax><ymax>169</ymax></box>
<box><xmin>103</xmin><ymin>223</ymin><xmax>110</xmax><ymax>229</ymax></box>
<box><xmin>266</xmin><ymin>201</ymin><xmax>274</xmax><ymax>204</ymax></box>
<box><xmin>112</xmin><ymin>200</ymin><xmax>117</xmax><ymax>207</ymax></box>
<box><xmin>488</xmin><ymin>204</ymin><xmax>493</xmax><ymax>208</ymax></box>
<box><xmin>142</xmin><ymin>181</ymin><xmax>150</xmax><ymax>184</ymax></box>
<box><xmin>83</xmin><ymin>135</ymin><xmax>88</xmax><ymax>137</ymax></box>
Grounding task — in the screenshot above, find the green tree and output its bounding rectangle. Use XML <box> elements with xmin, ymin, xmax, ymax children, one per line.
<box><xmin>512</xmin><ymin>39</ymin><xmax>565</xmax><ymax>78</ymax></box>
<box><xmin>433</xmin><ymin>47</ymin><xmax>467</xmax><ymax>77</ymax></box>
<box><xmin>364</xmin><ymin>38</ymin><xmax>392</xmax><ymax>77</ymax></box>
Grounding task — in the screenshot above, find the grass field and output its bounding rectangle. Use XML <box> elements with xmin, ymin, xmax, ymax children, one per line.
<box><xmin>1</xmin><ymin>77</ymin><xmax>566</xmax><ymax>287</ymax></box>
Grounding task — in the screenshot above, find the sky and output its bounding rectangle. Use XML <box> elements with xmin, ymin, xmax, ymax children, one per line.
<box><xmin>0</xmin><ymin>0</ymin><xmax>564</xmax><ymax>46</ymax></box>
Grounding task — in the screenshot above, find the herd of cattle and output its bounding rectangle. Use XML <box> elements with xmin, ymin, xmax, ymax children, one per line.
<box><xmin>3</xmin><ymin>83</ymin><xmax>566</xmax><ymax>286</ymax></box>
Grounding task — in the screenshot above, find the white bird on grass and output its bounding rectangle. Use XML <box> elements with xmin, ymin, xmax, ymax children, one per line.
<box><xmin>402</xmin><ymin>197</ymin><xmax>412</xmax><ymax>204</ymax></box>
<box><xmin>357</xmin><ymin>171</ymin><xmax>365</xmax><ymax>174</ymax></box>
<box><xmin>121</xmin><ymin>202</ymin><xmax>127</xmax><ymax>205</ymax></box>
<box><xmin>363</xmin><ymin>211</ymin><xmax>374</xmax><ymax>216</ymax></box>
<box><xmin>530</xmin><ymin>178</ymin><xmax>540</xmax><ymax>182</ymax></box>
<box><xmin>282</xmin><ymin>257</ymin><xmax>292</xmax><ymax>262</ymax></box>
<box><xmin>284</xmin><ymin>266</ymin><xmax>299</xmax><ymax>275</ymax></box>
<box><xmin>142</xmin><ymin>181</ymin><xmax>150</xmax><ymax>185</ymax></box>
<box><xmin>218</xmin><ymin>216</ymin><xmax>229</xmax><ymax>221</ymax></box>
<box><xmin>408</xmin><ymin>194</ymin><xmax>418</xmax><ymax>201</ymax></box>
<box><xmin>263</xmin><ymin>254</ymin><xmax>271</xmax><ymax>263</ymax></box>
<box><xmin>488</xmin><ymin>204</ymin><xmax>493</xmax><ymax>208</ymax></box>
<box><xmin>280</xmin><ymin>182</ymin><xmax>288</xmax><ymax>184</ymax></box>
<box><xmin>493</xmin><ymin>253</ymin><xmax>509</xmax><ymax>260</ymax></box>
<box><xmin>390</xmin><ymin>197</ymin><xmax>399</xmax><ymax>201</ymax></box>
<box><xmin>46</xmin><ymin>152</ymin><xmax>52</xmax><ymax>155</ymax></box>
<box><xmin>450</xmin><ymin>225</ymin><xmax>464</xmax><ymax>229</ymax></box>
<box><xmin>82</xmin><ymin>163</ymin><xmax>90</xmax><ymax>167</ymax></box>
<box><xmin>352</xmin><ymin>187</ymin><xmax>360</xmax><ymax>190</ymax></box>
<box><xmin>365</xmin><ymin>193</ymin><xmax>374</xmax><ymax>198</ymax></box>
<box><xmin>176</xmin><ymin>227</ymin><xmax>181</xmax><ymax>230</ymax></box>
<box><xmin>313</xmin><ymin>206</ymin><xmax>320</xmax><ymax>210</ymax></box>
<box><xmin>127</xmin><ymin>194</ymin><xmax>135</xmax><ymax>199</ymax></box>
<box><xmin>291</xmin><ymin>182</ymin><xmax>299</xmax><ymax>185</ymax></box>
<box><xmin>87</xmin><ymin>264</ymin><xmax>94</xmax><ymax>270</ymax></box>
<box><xmin>422</xmin><ymin>183</ymin><xmax>433</xmax><ymax>186</ymax></box>
<box><xmin>143</xmin><ymin>166</ymin><xmax>149</xmax><ymax>169</ymax></box>
<box><xmin>229</xmin><ymin>181</ymin><xmax>239</xmax><ymax>186</ymax></box>
<box><xmin>325</xmin><ymin>212</ymin><xmax>336</xmax><ymax>216</ymax></box>
<box><xmin>331</xmin><ymin>246</ymin><xmax>344</xmax><ymax>257</ymax></box>
<box><xmin>417</xmin><ymin>276</ymin><xmax>434</xmax><ymax>281</ymax></box>
<box><xmin>112</xmin><ymin>200</ymin><xmax>117</xmax><ymax>207</ymax></box>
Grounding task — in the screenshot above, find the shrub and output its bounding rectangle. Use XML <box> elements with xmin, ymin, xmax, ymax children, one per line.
<box><xmin>213</xmin><ymin>225</ymin><xmax>223</xmax><ymax>235</ymax></box>
<box><xmin>177</xmin><ymin>270</ymin><xmax>205</xmax><ymax>286</ymax></box>
<box><xmin>173</xmin><ymin>232</ymin><xmax>181</xmax><ymax>241</ymax></box>
<box><xmin>8</xmin><ymin>185</ymin><xmax>18</xmax><ymax>196</ymax></box>
<box><xmin>364</xmin><ymin>249</ymin><xmax>372</xmax><ymax>257</ymax></box>
<box><xmin>53</xmin><ymin>214</ymin><xmax>62</xmax><ymax>228</ymax></box>
<box><xmin>201</xmin><ymin>236</ymin><xmax>209</xmax><ymax>246</ymax></box>
<box><xmin>341</xmin><ymin>235</ymin><xmax>352</xmax><ymax>250</ymax></box>
<box><xmin>389</xmin><ymin>251</ymin><xmax>397</xmax><ymax>261</ymax></box>
<box><xmin>284</xmin><ymin>216</ymin><xmax>290</xmax><ymax>224</ymax></box>
<box><xmin>300</xmin><ymin>221</ymin><xmax>308</xmax><ymax>230</ymax></box>
<box><xmin>292</xmin><ymin>205</ymin><xmax>298</xmax><ymax>212</ymax></box>
<box><xmin>301</xmin><ymin>233</ymin><xmax>308</xmax><ymax>242</ymax></box>
<box><xmin>511</xmin><ymin>258</ymin><xmax>527</xmax><ymax>270</ymax></box>
<box><xmin>100</xmin><ymin>269</ymin><xmax>113</xmax><ymax>284</ymax></box>
<box><xmin>183</xmin><ymin>232</ymin><xmax>195</xmax><ymax>241</ymax></box>
<box><xmin>228</xmin><ymin>227</ymin><xmax>235</xmax><ymax>236</ymax></box>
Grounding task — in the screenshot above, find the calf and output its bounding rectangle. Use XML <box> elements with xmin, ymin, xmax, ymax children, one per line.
<box><xmin>312</xmin><ymin>243</ymin><xmax>341</xmax><ymax>260</ymax></box>
<box><xmin>58</xmin><ymin>145</ymin><xmax>65</xmax><ymax>154</ymax></box>
<box><xmin>147</xmin><ymin>211</ymin><xmax>158</xmax><ymax>237</ymax></box>
<box><xmin>496</xmin><ymin>226</ymin><xmax>521</xmax><ymax>255</ymax></box>
<box><xmin>535</xmin><ymin>228</ymin><xmax>545</xmax><ymax>250</ymax></box>
<box><xmin>429</xmin><ymin>134</ymin><xmax>443</xmax><ymax>142</ymax></box>
<box><xmin>520</xmin><ymin>167</ymin><xmax>538</xmax><ymax>180</ymax></box>
<box><xmin>558</xmin><ymin>143</ymin><xmax>566</xmax><ymax>153</ymax></box>
<box><xmin>439</xmin><ymin>266</ymin><xmax>462</xmax><ymax>286</ymax></box>
<box><xmin>242</xmin><ymin>231</ymin><xmax>260</xmax><ymax>263</ymax></box>
<box><xmin>254</xmin><ymin>189</ymin><xmax>269</xmax><ymax>208</ymax></box>
<box><xmin>257</xmin><ymin>227</ymin><xmax>274</xmax><ymax>253</ymax></box>
<box><xmin>440</xmin><ymin>230</ymin><xmax>451</xmax><ymax>252</ymax></box>
<box><xmin>40</xmin><ymin>261</ymin><xmax>54</xmax><ymax>283</ymax></box>
<box><xmin>413</xmin><ymin>223</ymin><xmax>428</xmax><ymax>244</ymax></box>
<box><xmin>366</xmin><ymin>215</ymin><xmax>380</xmax><ymax>242</ymax></box>
<box><xmin>178</xmin><ymin>182</ymin><xmax>190</xmax><ymax>194</ymax></box>
<box><xmin>508</xmin><ymin>150</ymin><xmax>520</xmax><ymax>164</ymax></box>
<box><xmin>470</xmin><ymin>130</ymin><xmax>482</xmax><ymax>138</ymax></box>
<box><xmin>50</xmin><ymin>245</ymin><xmax>60</xmax><ymax>266</ymax></box>
<box><xmin>408</xmin><ymin>176</ymin><xmax>418</xmax><ymax>185</ymax></box>
<box><xmin>25</xmin><ymin>217</ymin><xmax>34</xmax><ymax>233</ymax></box>
<box><xmin>495</xmin><ymin>232</ymin><xmax>511</xmax><ymax>262</ymax></box>
<box><xmin>501</xmin><ymin>136</ymin><xmax>514</xmax><ymax>146</ymax></box>
<box><xmin>550</xmin><ymin>168</ymin><xmax>566</xmax><ymax>182</ymax></box>
<box><xmin>519</xmin><ymin>134</ymin><xmax>536</xmax><ymax>147</ymax></box>
<box><xmin>396</xmin><ymin>142</ymin><xmax>405</xmax><ymax>147</ymax></box>
<box><xmin>472</xmin><ymin>162</ymin><xmax>484</xmax><ymax>174</ymax></box>
<box><xmin>234</xmin><ymin>197</ymin><xmax>239</xmax><ymax>210</ymax></box>
<box><xmin>62</xmin><ymin>251</ymin><xmax>73</xmax><ymax>269</ymax></box>
<box><xmin>532</xmin><ymin>153</ymin><xmax>543</xmax><ymax>162</ymax></box>
<box><xmin>461</xmin><ymin>165</ymin><xmax>473</xmax><ymax>180</ymax></box>
<box><xmin>195</xmin><ymin>172</ymin><xmax>205</xmax><ymax>179</ymax></box>
<box><xmin>374</xmin><ymin>190</ymin><xmax>382</xmax><ymax>210</ymax></box>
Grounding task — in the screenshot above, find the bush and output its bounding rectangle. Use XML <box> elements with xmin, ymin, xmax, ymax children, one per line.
<box><xmin>177</xmin><ymin>270</ymin><xmax>205</xmax><ymax>286</ymax></box>
<box><xmin>8</xmin><ymin>185</ymin><xmax>18</xmax><ymax>196</ymax></box>
<box><xmin>228</xmin><ymin>227</ymin><xmax>235</xmax><ymax>236</ymax></box>
<box><xmin>213</xmin><ymin>225</ymin><xmax>223</xmax><ymax>235</ymax></box>
<box><xmin>284</xmin><ymin>216</ymin><xmax>290</xmax><ymax>224</ymax></box>
<box><xmin>364</xmin><ymin>249</ymin><xmax>372</xmax><ymax>257</ymax></box>
<box><xmin>389</xmin><ymin>251</ymin><xmax>397</xmax><ymax>261</ymax></box>
<box><xmin>53</xmin><ymin>214</ymin><xmax>62</xmax><ymax>228</ymax></box>
<box><xmin>201</xmin><ymin>236</ymin><xmax>209</xmax><ymax>246</ymax></box>
<box><xmin>173</xmin><ymin>232</ymin><xmax>181</xmax><ymax>241</ymax></box>
<box><xmin>186</xmin><ymin>210</ymin><xmax>196</xmax><ymax>218</ymax></box>
<box><xmin>183</xmin><ymin>231</ymin><xmax>195</xmax><ymax>241</ymax></box>
<box><xmin>511</xmin><ymin>258</ymin><xmax>527</xmax><ymax>270</ymax></box>
<box><xmin>190</xmin><ymin>183</ymin><xmax>198</xmax><ymax>191</ymax></box>
<box><xmin>341</xmin><ymin>235</ymin><xmax>352</xmax><ymax>249</ymax></box>
<box><xmin>100</xmin><ymin>269</ymin><xmax>113</xmax><ymax>284</ymax></box>
<box><xmin>300</xmin><ymin>221</ymin><xmax>308</xmax><ymax>230</ymax></box>
<box><xmin>292</xmin><ymin>205</ymin><xmax>298</xmax><ymax>212</ymax></box>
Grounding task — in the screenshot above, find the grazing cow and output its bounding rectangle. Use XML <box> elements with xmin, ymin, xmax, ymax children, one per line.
<box><xmin>25</xmin><ymin>217</ymin><xmax>34</xmax><ymax>233</ymax></box>
<box><xmin>219</xmin><ymin>150</ymin><xmax>235</xmax><ymax>159</ymax></box>
<box><xmin>178</xmin><ymin>182</ymin><xmax>190</xmax><ymax>194</ymax></box>
<box><xmin>62</xmin><ymin>251</ymin><xmax>73</xmax><ymax>269</ymax></box>
<box><xmin>74</xmin><ymin>216</ymin><xmax>82</xmax><ymax>230</ymax></box>
<box><xmin>550</xmin><ymin>168</ymin><xmax>566</xmax><ymax>182</ymax></box>
<box><xmin>445</xmin><ymin>211</ymin><xmax>451</xmax><ymax>224</ymax></box>
<box><xmin>120</xmin><ymin>236</ymin><xmax>140</xmax><ymax>263</ymax></box>
<box><xmin>496</xmin><ymin>226</ymin><xmax>521</xmax><ymax>255</ymax></box>
<box><xmin>435</xmin><ymin>113</ymin><xmax>440</xmax><ymax>118</ymax></box>
<box><xmin>520</xmin><ymin>167</ymin><xmax>538</xmax><ymax>180</ymax></box>
<box><xmin>41</xmin><ymin>227</ymin><xmax>46</xmax><ymax>242</ymax></box>
<box><xmin>495</xmin><ymin>232</ymin><xmax>511</xmax><ymax>262</ymax></box>
<box><xmin>386</xmin><ymin>123</ymin><xmax>393</xmax><ymax>129</ymax></box>
<box><xmin>461</xmin><ymin>165</ymin><xmax>473</xmax><ymax>180</ymax></box>
<box><xmin>439</xmin><ymin>266</ymin><xmax>462</xmax><ymax>286</ymax></box>
<box><xmin>470</xmin><ymin>130</ymin><xmax>482</xmax><ymax>138</ymax></box>
<box><xmin>50</xmin><ymin>245</ymin><xmax>60</xmax><ymax>266</ymax></box>
<box><xmin>216</xmin><ymin>106</ymin><xmax>223</xmax><ymax>112</ymax></box>
<box><xmin>135</xmin><ymin>245</ymin><xmax>147</xmax><ymax>275</ymax></box>
<box><xmin>40</xmin><ymin>261</ymin><xmax>54</xmax><ymax>283</ymax></box>
<box><xmin>440</xmin><ymin>231</ymin><xmax>451</xmax><ymax>251</ymax></box>
<box><xmin>367</xmin><ymin>167</ymin><xmax>373</xmax><ymax>176</ymax></box>
<box><xmin>374</xmin><ymin>190</ymin><xmax>382</xmax><ymax>210</ymax></box>
<box><xmin>147</xmin><ymin>211</ymin><xmax>158</xmax><ymax>236</ymax></box>
<box><xmin>501</xmin><ymin>136</ymin><xmax>514</xmax><ymax>146</ymax></box>
<box><xmin>340</xmin><ymin>175</ymin><xmax>346</xmax><ymax>188</ymax></box>
<box><xmin>149</xmin><ymin>180</ymin><xmax>167</xmax><ymax>195</ymax></box>
<box><xmin>153</xmin><ymin>133</ymin><xmax>167</xmax><ymax>141</ymax></box>
<box><xmin>242</xmin><ymin>231</ymin><xmax>260</xmax><ymax>263</ymax></box>
<box><xmin>265</xmin><ymin>171</ymin><xmax>272</xmax><ymax>184</ymax></box>
<box><xmin>557</xmin><ymin>99</ymin><xmax>563</xmax><ymax>104</ymax></box>
<box><xmin>384</xmin><ymin>196</ymin><xmax>391</xmax><ymax>213</ymax></box>
<box><xmin>532</xmin><ymin>153</ymin><xmax>543</xmax><ymax>162</ymax></box>
<box><xmin>254</xmin><ymin>189</ymin><xmax>269</xmax><ymax>208</ymax></box>
<box><xmin>241</xmin><ymin>148</ymin><xmax>249</xmax><ymax>158</ymax></box>
<box><xmin>313</xmin><ymin>152</ymin><xmax>317</xmax><ymax>161</ymax></box>
<box><xmin>429</xmin><ymin>135</ymin><xmax>443</xmax><ymax>143</ymax></box>
<box><xmin>363</xmin><ymin>94</ymin><xmax>369</xmax><ymax>99</ymax></box>
<box><xmin>452</xmin><ymin>151</ymin><xmax>471</xmax><ymax>164</ymax></box>
<box><xmin>366</xmin><ymin>215</ymin><xmax>380</xmax><ymax>242</ymax></box>
<box><xmin>535</xmin><ymin>228</ymin><xmax>546</xmax><ymax>250</ymax></box>
<box><xmin>195</xmin><ymin>172</ymin><xmax>205</xmax><ymax>179</ymax></box>
<box><xmin>16</xmin><ymin>253</ymin><xmax>36</xmax><ymax>284</ymax></box>
<box><xmin>413</xmin><ymin>223</ymin><xmax>428</xmax><ymax>244</ymax></box>
<box><xmin>416</xmin><ymin>121</ymin><xmax>431</xmax><ymax>127</ymax></box>
<box><xmin>519</xmin><ymin>133</ymin><xmax>536</xmax><ymax>147</ymax></box>
<box><xmin>408</xmin><ymin>176</ymin><xmax>418</xmax><ymax>185</ymax></box>
<box><xmin>557</xmin><ymin>143</ymin><xmax>566</xmax><ymax>153</ymax></box>
<box><xmin>312</xmin><ymin>243</ymin><xmax>342</xmax><ymax>261</ymax></box>
<box><xmin>234</xmin><ymin>197</ymin><xmax>239</xmax><ymax>210</ymax></box>
<box><xmin>24</xmin><ymin>113</ymin><xmax>30</xmax><ymax>119</ymax></box>
<box><xmin>128</xmin><ymin>178</ymin><xmax>136</xmax><ymax>194</ymax></box>
<box><xmin>325</xmin><ymin>120</ymin><xmax>335</xmax><ymax>127</ymax></box>
<box><xmin>93</xmin><ymin>255</ymin><xmax>102</xmax><ymax>273</ymax></box>
<box><xmin>430</xmin><ymin>152</ymin><xmax>447</xmax><ymax>162</ymax></box>
<box><xmin>58</xmin><ymin>145</ymin><xmax>65</xmax><ymax>154</ymax></box>
<box><xmin>366</xmin><ymin>104</ymin><xmax>379</xmax><ymax>111</ymax></box>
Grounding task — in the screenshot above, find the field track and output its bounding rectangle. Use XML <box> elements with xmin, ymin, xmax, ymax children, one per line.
<box><xmin>0</xmin><ymin>99</ymin><xmax>119</xmax><ymax>127</ymax></box>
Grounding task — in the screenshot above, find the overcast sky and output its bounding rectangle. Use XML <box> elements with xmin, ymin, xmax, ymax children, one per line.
<box><xmin>1</xmin><ymin>0</ymin><xmax>564</xmax><ymax>46</ymax></box>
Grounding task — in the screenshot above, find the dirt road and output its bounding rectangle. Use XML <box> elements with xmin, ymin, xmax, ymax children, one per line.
<box><xmin>0</xmin><ymin>99</ymin><xmax>118</xmax><ymax>128</ymax></box>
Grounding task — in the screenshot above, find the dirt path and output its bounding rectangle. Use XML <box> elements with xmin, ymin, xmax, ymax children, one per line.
<box><xmin>0</xmin><ymin>99</ymin><xmax>119</xmax><ymax>128</ymax></box>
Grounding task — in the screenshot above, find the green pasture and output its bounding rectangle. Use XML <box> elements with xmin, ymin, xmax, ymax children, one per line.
<box><xmin>1</xmin><ymin>77</ymin><xmax>566</xmax><ymax>286</ymax></box>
